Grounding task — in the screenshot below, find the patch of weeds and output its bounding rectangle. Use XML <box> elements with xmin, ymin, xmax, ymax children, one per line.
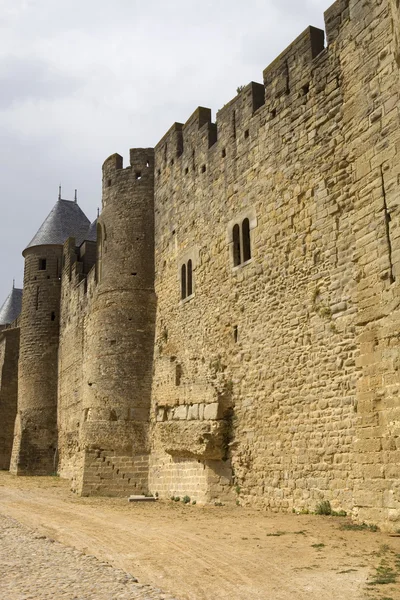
<box><xmin>182</xmin><ymin>495</ymin><xmax>190</xmax><ymax>504</ymax></box>
<box><xmin>174</xmin><ymin>496</ymin><xmax>181</xmax><ymax>502</ymax></box>
<box><xmin>214</xmin><ymin>501</ymin><xmax>224</xmax><ymax>507</ymax></box>
<box><xmin>293</xmin><ymin>530</ymin><xmax>307</xmax><ymax>535</ymax></box>
<box><xmin>192</xmin><ymin>500</ymin><xmax>196</xmax><ymax>505</ymax></box>
<box><xmin>319</xmin><ymin>306</ymin><xmax>331</xmax><ymax>318</ymax></box>
<box><xmin>367</xmin><ymin>564</ymin><xmax>397</xmax><ymax>586</ymax></box>
<box><xmin>315</xmin><ymin>500</ymin><xmax>332</xmax><ymax>515</ymax></box>
<box><xmin>266</xmin><ymin>531</ymin><xmax>286</xmax><ymax>537</ymax></box>
<box><xmin>311</xmin><ymin>543</ymin><xmax>325</xmax><ymax>549</ymax></box>
<box><xmin>340</xmin><ymin>522</ymin><xmax>379</xmax><ymax>532</ymax></box>
<box><xmin>235</xmin><ymin>485</ymin><xmax>241</xmax><ymax>495</ymax></box>
<box><xmin>313</xmin><ymin>500</ymin><xmax>346</xmax><ymax>517</ymax></box>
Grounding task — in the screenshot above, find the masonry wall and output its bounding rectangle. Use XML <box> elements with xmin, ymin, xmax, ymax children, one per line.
<box><xmin>0</xmin><ymin>328</ymin><xmax>19</xmax><ymax>469</ymax></box>
<box><xmin>148</xmin><ymin>0</ymin><xmax>400</xmax><ymax>525</ymax></box>
<box><xmin>57</xmin><ymin>239</ymin><xmax>94</xmax><ymax>485</ymax></box>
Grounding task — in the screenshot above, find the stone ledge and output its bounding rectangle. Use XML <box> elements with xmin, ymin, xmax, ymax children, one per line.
<box><xmin>157</xmin><ymin>420</ymin><xmax>228</xmax><ymax>460</ymax></box>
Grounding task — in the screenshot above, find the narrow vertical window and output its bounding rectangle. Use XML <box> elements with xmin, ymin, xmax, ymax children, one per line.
<box><xmin>242</xmin><ymin>218</ymin><xmax>251</xmax><ymax>262</ymax></box>
<box><xmin>187</xmin><ymin>260</ymin><xmax>193</xmax><ymax>296</ymax></box>
<box><xmin>181</xmin><ymin>264</ymin><xmax>187</xmax><ymax>300</ymax></box>
<box><xmin>96</xmin><ymin>223</ymin><xmax>103</xmax><ymax>282</ymax></box>
<box><xmin>233</xmin><ymin>224</ymin><xmax>241</xmax><ymax>267</ymax></box>
<box><xmin>38</xmin><ymin>258</ymin><xmax>47</xmax><ymax>271</ymax></box>
<box><xmin>35</xmin><ymin>287</ymin><xmax>39</xmax><ymax>310</ymax></box>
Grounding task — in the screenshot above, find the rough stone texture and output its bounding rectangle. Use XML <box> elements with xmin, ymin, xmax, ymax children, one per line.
<box><xmin>0</xmin><ymin>328</ymin><xmax>19</xmax><ymax>469</ymax></box>
<box><xmin>0</xmin><ymin>0</ymin><xmax>399</xmax><ymax>529</ymax></box>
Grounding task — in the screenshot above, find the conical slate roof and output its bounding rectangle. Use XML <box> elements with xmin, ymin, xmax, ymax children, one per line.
<box><xmin>25</xmin><ymin>199</ymin><xmax>91</xmax><ymax>252</ymax></box>
<box><xmin>84</xmin><ymin>218</ymin><xmax>97</xmax><ymax>243</ymax></box>
<box><xmin>0</xmin><ymin>287</ymin><xmax>23</xmax><ymax>326</ymax></box>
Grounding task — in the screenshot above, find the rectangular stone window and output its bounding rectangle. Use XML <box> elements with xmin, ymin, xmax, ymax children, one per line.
<box><xmin>227</xmin><ymin>209</ymin><xmax>257</xmax><ymax>270</ymax></box>
<box><xmin>178</xmin><ymin>247</ymin><xmax>198</xmax><ymax>304</ymax></box>
<box><xmin>38</xmin><ymin>258</ymin><xmax>47</xmax><ymax>271</ymax></box>
<box><xmin>181</xmin><ymin>259</ymin><xmax>193</xmax><ymax>300</ymax></box>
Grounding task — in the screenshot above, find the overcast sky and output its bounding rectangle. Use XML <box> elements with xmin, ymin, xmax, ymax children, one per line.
<box><xmin>0</xmin><ymin>0</ymin><xmax>330</xmax><ymax>303</ymax></box>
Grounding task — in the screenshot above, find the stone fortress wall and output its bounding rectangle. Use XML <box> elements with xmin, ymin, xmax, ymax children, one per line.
<box><xmin>148</xmin><ymin>0</ymin><xmax>400</xmax><ymax>526</ymax></box>
<box><xmin>0</xmin><ymin>0</ymin><xmax>399</xmax><ymax>530</ymax></box>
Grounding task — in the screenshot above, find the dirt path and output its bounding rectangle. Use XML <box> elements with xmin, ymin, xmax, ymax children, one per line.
<box><xmin>0</xmin><ymin>472</ymin><xmax>399</xmax><ymax>600</ymax></box>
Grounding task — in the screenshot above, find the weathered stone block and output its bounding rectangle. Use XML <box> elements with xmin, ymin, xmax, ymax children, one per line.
<box><xmin>203</xmin><ymin>402</ymin><xmax>219</xmax><ymax>421</ymax></box>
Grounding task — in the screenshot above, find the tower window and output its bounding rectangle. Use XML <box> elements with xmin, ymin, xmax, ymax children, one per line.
<box><xmin>96</xmin><ymin>223</ymin><xmax>103</xmax><ymax>282</ymax></box>
<box><xmin>38</xmin><ymin>258</ymin><xmax>47</xmax><ymax>271</ymax></box>
<box><xmin>232</xmin><ymin>218</ymin><xmax>252</xmax><ymax>267</ymax></box>
<box><xmin>181</xmin><ymin>259</ymin><xmax>194</xmax><ymax>301</ymax></box>
<box><xmin>242</xmin><ymin>218</ymin><xmax>251</xmax><ymax>262</ymax></box>
<box><xmin>181</xmin><ymin>264</ymin><xmax>187</xmax><ymax>300</ymax></box>
<box><xmin>187</xmin><ymin>260</ymin><xmax>193</xmax><ymax>297</ymax></box>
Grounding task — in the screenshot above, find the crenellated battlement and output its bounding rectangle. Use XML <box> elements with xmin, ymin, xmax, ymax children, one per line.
<box><xmin>151</xmin><ymin>1</ymin><xmax>373</xmax><ymax>179</ymax></box>
<box><xmin>102</xmin><ymin>148</ymin><xmax>154</xmax><ymax>173</ymax></box>
<box><xmin>153</xmin><ymin>6</ymin><xmax>353</xmax><ymax>173</ymax></box>
<box><xmin>102</xmin><ymin>148</ymin><xmax>154</xmax><ymax>197</ymax></box>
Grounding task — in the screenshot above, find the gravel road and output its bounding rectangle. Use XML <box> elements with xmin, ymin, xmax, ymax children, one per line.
<box><xmin>0</xmin><ymin>514</ymin><xmax>177</xmax><ymax>600</ymax></box>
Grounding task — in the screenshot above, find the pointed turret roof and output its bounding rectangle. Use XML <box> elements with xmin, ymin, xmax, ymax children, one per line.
<box><xmin>0</xmin><ymin>286</ymin><xmax>23</xmax><ymax>326</ymax></box>
<box><xmin>24</xmin><ymin>198</ymin><xmax>91</xmax><ymax>253</ymax></box>
<box><xmin>84</xmin><ymin>218</ymin><xmax>97</xmax><ymax>243</ymax></box>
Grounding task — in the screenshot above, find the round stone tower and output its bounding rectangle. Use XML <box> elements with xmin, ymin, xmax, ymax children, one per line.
<box><xmin>79</xmin><ymin>149</ymin><xmax>156</xmax><ymax>494</ymax></box>
<box><xmin>10</xmin><ymin>194</ymin><xmax>90</xmax><ymax>475</ymax></box>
